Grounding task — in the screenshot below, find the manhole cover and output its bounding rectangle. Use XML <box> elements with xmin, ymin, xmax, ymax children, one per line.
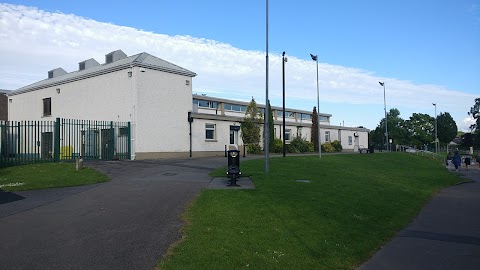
<box><xmin>296</xmin><ymin>180</ymin><xmax>310</xmax><ymax>183</ymax></box>
<box><xmin>162</xmin><ymin>172</ymin><xmax>178</xmax><ymax>176</ymax></box>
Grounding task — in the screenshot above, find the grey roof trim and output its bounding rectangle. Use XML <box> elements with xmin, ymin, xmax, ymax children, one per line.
<box><xmin>10</xmin><ymin>52</ymin><xmax>196</xmax><ymax>96</ymax></box>
<box><xmin>11</xmin><ymin>64</ymin><xmax>131</xmax><ymax>96</ymax></box>
<box><xmin>193</xmin><ymin>94</ymin><xmax>332</xmax><ymax>117</ymax></box>
<box><xmin>321</xmin><ymin>125</ymin><xmax>370</xmax><ymax>132</ymax></box>
<box><xmin>135</xmin><ymin>62</ymin><xmax>197</xmax><ymax>77</ymax></box>
<box><xmin>192</xmin><ymin>112</ymin><xmax>369</xmax><ymax>132</ymax></box>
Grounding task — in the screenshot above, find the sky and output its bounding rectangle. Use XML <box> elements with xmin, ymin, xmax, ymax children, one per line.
<box><xmin>0</xmin><ymin>0</ymin><xmax>479</xmax><ymax>131</ymax></box>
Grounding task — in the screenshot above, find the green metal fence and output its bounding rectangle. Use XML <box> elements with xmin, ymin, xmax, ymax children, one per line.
<box><xmin>0</xmin><ymin>118</ymin><xmax>131</xmax><ymax>167</ymax></box>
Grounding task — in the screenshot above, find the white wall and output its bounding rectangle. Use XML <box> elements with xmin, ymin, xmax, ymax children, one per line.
<box><xmin>9</xmin><ymin>69</ymin><xmax>134</xmax><ymax>122</ymax></box>
<box><xmin>192</xmin><ymin>119</ymin><xmax>243</xmax><ymax>152</ymax></box>
<box><xmin>135</xmin><ymin>67</ymin><xmax>192</xmax><ymax>153</ymax></box>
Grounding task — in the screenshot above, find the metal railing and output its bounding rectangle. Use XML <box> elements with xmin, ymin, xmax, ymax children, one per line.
<box><xmin>0</xmin><ymin>118</ymin><xmax>131</xmax><ymax>167</ymax></box>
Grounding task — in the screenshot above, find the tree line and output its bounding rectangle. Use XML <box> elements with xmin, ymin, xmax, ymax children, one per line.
<box><xmin>369</xmin><ymin>98</ymin><xmax>480</xmax><ymax>150</ymax></box>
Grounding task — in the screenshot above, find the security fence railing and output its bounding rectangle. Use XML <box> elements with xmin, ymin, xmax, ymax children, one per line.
<box><xmin>0</xmin><ymin>118</ymin><xmax>131</xmax><ymax>168</ymax></box>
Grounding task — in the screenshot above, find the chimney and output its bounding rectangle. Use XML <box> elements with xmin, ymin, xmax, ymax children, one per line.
<box><xmin>79</xmin><ymin>58</ymin><xmax>100</xmax><ymax>71</ymax></box>
<box><xmin>48</xmin><ymin>68</ymin><xmax>67</xmax><ymax>79</ymax></box>
<box><xmin>105</xmin><ymin>50</ymin><xmax>127</xmax><ymax>64</ymax></box>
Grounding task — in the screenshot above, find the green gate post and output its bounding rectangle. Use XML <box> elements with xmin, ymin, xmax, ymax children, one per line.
<box><xmin>127</xmin><ymin>122</ymin><xmax>131</xmax><ymax>160</ymax></box>
<box><xmin>54</xmin><ymin>118</ymin><xmax>60</xmax><ymax>162</ymax></box>
<box><xmin>17</xmin><ymin>122</ymin><xmax>20</xmax><ymax>165</ymax></box>
<box><xmin>110</xmin><ymin>121</ymin><xmax>114</xmax><ymax>160</ymax></box>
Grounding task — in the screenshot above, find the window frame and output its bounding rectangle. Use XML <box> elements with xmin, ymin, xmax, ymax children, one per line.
<box><xmin>205</xmin><ymin>123</ymin><xmax>216</xmax><ymax>141</ymax></box>
<box><xmin>43</xmin><ymin>97</ymin><xmax>52</xmax><ymax>117</ymax></box>
<box><xmin>325</xmin><ymin>131</ymin><xmax>330</xmax><ymax>142</ymax></box>
<box><xmin>285</xmin><ymin>129</ymin><xmax>292</xmax><ymax>141</ymax></box>
<box><xmin>348</xmin><ymin>136</ymin><xmax>353</xmax><ymax>145</ymax></box>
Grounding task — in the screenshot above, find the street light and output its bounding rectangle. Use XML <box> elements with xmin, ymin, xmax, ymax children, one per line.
<box><xmin>433</xmin><ymin>103</ymin><xmax>437</xmax><ymax>154</ymax></box>
<box><xmin>282</xmin><ymin>51</ymin><xmax>287</xmax><ymax>157</ymax></box>
<box><xmin>379</xmin><ymin>81</ymin><xmax>388</xmax><ymax>152</ymax></box>
<box><xmin>264</xmin><ymin>0</ymin><xmax>269</xmax><ymax>173</ymax></box>
<box><xmin>310</xmin><ymin>53</ymin><xmax>321</xmax><ymax>158</ymax></box>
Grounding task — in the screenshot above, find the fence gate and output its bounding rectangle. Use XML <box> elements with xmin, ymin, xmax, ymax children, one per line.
<box><xmin>0</xmin><ymin>118</ymin><xmax>131</xmax><ymax>168</ymax></box>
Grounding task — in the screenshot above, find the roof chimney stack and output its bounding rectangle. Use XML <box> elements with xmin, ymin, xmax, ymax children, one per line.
<box><xmin>105</xmin><ymin>50</ymin><xmax>127</xmax><ymax>64</ymax></box>
<box><xmin>48</xmin><ymin>68</ymin><xmax>67</xmax><ymax>79</ymax></box>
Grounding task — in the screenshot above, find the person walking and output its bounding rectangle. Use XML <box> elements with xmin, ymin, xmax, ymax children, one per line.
<box><xmin>476</xmin><ymin>152</ymin><xmax>480</xmax><ymax>170</ymax></box>
<box><xmin>464</xmin><ymin>153</ymin><xmax>472</xmax><ymax>171</ymax></box>
<box><xmin>452</xmin><ymin>151</ymin><xmax>462</xmax><ymax>171</ymax></box>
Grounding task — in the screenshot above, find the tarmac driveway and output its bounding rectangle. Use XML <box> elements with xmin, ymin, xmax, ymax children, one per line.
<box><xmin>0</xmin><ymin>157</ymin><xmax>228</xmax><ymax>270</ymax></box>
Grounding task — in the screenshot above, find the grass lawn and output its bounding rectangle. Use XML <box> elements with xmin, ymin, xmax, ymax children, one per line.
<box><xmin>0</xmin><ymin>162</ymin><xmax>108</xmax><ymax>191</ymax></box>
<box><xmin>158</xmin><ymin>153</ymin><xmax>461</xmax><ymax>270</ymax></box>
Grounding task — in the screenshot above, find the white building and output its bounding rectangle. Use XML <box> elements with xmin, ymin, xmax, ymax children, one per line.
<box><xmin>6</xmin><ymin>50</ymin><xmax>369</xmax><ymax>160</ymax></box>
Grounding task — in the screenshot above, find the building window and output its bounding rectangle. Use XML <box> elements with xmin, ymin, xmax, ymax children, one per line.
<box><xmin>285</xmin><ymin>129</ymin><xmax>291</xmax><ymax>141</ymax></box>
<box><xmin>277</xmin><ymin>111</ymin><xmax>294</xmax><ymax>118</ymax></box>
<box><xmin>43</xmin><ymin>98</ymin><xmax>51</xmax><ymax>117</ymax></box>
<box><xmin>348</xmin><ymin>136</ymin><xmax>353</xmax><ymax>145</ymax></box>
<box><xmin>194</xmin><ymin>99</ymin><xmax>218</xmax><ymax>109</ymax></box>
<box><xmin>325</xmin><ymin>131</ymin><xmax>330</xmax><ymax>142</ymax></box>
<box><xmin>48</xmin><ymin>71</ymin><xmax>53</xmax><ymax>79</ymax></box>
<box><xmin>274</xmin><ymin>127</ymin><xmax>277</xmax><ymax>138</ymax></box>
<box><xmin>297</xmin><ymin>127</ymin><xmax>302</xmax><ymax>138</ymax></box>
<box><xmin>319</xmin><ymin>116</ymin><xmax>329</xmax><ymax>122</ymax></box>
<box><xmin>224</xmin><ymin>103</ymin><xmax>246</xmax><ymax>112</ymax></box>
<box><xmin>205</xmin><ymin>124</ymin><xmax>216</xmax><ymax>140</ymax></box>
<box><xmin>300</xmin><ymin>113</ymin><xmax>311</xmax><ymax>120</ymax></box>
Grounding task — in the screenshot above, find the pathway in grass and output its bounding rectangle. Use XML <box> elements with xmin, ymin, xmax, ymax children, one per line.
<box><xmin>158</xmin><ymin>153</ymin><xmax>460</xmax><ymax>270</ymax></box>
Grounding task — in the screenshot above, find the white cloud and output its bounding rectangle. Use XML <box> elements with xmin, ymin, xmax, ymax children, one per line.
<box><xmin>460</xmin><ymin>116</ymin><xmax>476</xmax><ymax>132</ymax></box>
<box><xmin>0</xmin><ymin>3</ymin><xmax>477</xmax><ymax>130</ymax></box>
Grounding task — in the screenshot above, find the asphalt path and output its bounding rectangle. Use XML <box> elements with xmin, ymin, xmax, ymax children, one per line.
<box><xmin>358</xmin><ymin>166</ymin><xmax>480</xmax><ymax>270</ymax></box>
<box><xmin>0</xmin><ymin>157</ymin><xmax>228</xmax><ymax>270</ymax></box>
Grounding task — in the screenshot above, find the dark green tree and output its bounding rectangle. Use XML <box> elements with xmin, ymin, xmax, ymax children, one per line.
<box><xmin>405</xmin><ymin>113</ymin><xmax>435</xmax><ymax>149</ymax></box>
<box><xmin>369</xmin><ymin>108</ymin><xmax>409</xmax><ymax>149</ymax></box>
<box><xmin>241</xmin><ymin>97</ymin><xmax>263</xmax><ymax>153</ymax></box>
<box><xmin>467</xmin><ymin>98</ymin><xmax>480</xmax><ymax>132</ymax></box>
<box><xmin>437</xmin><ymin>112</ymin><xmax>457</xmax><ymax>145</ymax></box>
<box><xmin>311</xmin><ymin>106</ymin><xmax>319</xmax><ymax>152</ymax></box>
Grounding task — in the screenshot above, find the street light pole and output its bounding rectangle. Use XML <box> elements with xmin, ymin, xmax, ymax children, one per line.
<box><xmin>264</xmin><ymin>0</ymin><xmax>269</xmax><ymax>173</ymax></box>
<box><xmin>310</xmin><ymin>54</ymin><xmax>321</xmax><ymax>158</ymax></box>
<box><xmin>282</xmin><ymin>51</ymin><xmax>287</xmax><ymax>157</ymax></box>
<box><xmin>433</xmin><ymin>103</ymin><xmax>437</xmax><ymax>154</ymax></box>
<box><xmin>379</xmin><ymin>82</ymin><xmax>388</xmax><ymax>152</ymax></box>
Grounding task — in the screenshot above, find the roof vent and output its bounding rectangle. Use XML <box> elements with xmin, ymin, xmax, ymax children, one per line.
<box><xmin>48</xmin><ymin>68</ymin><xmax>67</xmax><ymax>79</ymax></box>
<box><xmin>105</xmin><ymin>50</ymin><xmax>127</xmax><ymax>64</ymax></box>
<box><xmin>79</xmin><ymin>58</ymin><xmax>100</xmax><ymax>71</ymax></box>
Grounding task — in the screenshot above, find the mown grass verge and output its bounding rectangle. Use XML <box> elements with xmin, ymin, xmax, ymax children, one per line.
<box><xmin>158</xmin><ymin>153</ymin><xmax>460</xmax><ymax>270</ymax></box>
<box><xmin>0</xmin><ymin>162</ymin><xmax>108</xmax><ymax>191</ymax></box>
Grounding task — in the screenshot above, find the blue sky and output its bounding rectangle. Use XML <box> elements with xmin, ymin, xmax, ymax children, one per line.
<box><xmin>0</xmin><ymin>0</ymin><xmax>479</xmax><ymax>131</ymax></box>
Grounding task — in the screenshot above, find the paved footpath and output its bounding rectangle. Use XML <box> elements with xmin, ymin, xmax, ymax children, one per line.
<box><xmin>0</xmin><ymin>157</ymin><xmax>229</xmax><ymax>270</ymax></box>
<box><xmin>358</xmin><ymin>166</ymin><xmax>480</xmax><ymax>270</ymax></box>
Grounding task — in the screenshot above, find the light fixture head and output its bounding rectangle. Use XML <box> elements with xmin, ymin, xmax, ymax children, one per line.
<box><xmin>379</xmin><ymin>82</ymin><xmax>384</xmax><ymax>86</ymax></box>
<box><xmin>310</xmin><ymin>54</ymin><xmax>317</xmax><ymax>61</ymax></box>
<box><xmin>432</xmin><ymin>103</ymin><xmax>436</xmax><ymax>106</ymax></box>
<box><xmin>56</xmin><ymin>88</ymin><xmax>60</xmax><ymax>94</ymax></box>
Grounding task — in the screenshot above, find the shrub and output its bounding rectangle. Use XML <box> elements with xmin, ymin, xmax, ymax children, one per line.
<box><xmin>271</xmin><ymin>138</ymin><xmax>284</xmax><ymax>153</ymax></box>
<box><xmin>288</xmin><ymin>137</ymin><xmax>314</xmax><ymax>153</ymax></box>
<box><xmin>247</xmin><ymin>144</ymin><xmax>262</xmax><ymax>154</ymax></box>
<box><xmin>331</xmin><ymin>140</ymin><xmax>343</xmax><ymax>152</ymax></box>
<box><xmin>321</xmin><ymin>142</ymin><xmax>336</xmax><ymax>153</ymax></box>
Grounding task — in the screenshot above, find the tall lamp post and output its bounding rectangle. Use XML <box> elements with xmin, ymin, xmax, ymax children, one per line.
<box><xmin>264</xmin><ymin>0</ymin><xmax>269</xmax><ymax>173</ymax></box>
<box><xmin>379</xmin><ymin>82</ymin><xmax>388</xmax><ymax>152</ymax></box>
<box><xmin>310</xmin><ymin>54</ymin><xmax>321</xmax><ymax>158</ymax></box>
<box><xmin>433</xmin><ymin>103</ymin><xmax>437</xmax><ymax>154</ymax></box>
<box><xmin>282</xmin><ymin>52</ymin><xmax>287</xmax><ymax>157</ymax></box>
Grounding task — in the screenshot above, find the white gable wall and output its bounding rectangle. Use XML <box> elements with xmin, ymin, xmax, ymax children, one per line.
<box><xmin>8</xmin><ymin>69</ymin><xmax>134</xmax><ymax>122</ymax></box>
<box><xmin>134</xmin><ymin>68</ymin><xmax>192</xmax><ymax>158</ymax></box>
